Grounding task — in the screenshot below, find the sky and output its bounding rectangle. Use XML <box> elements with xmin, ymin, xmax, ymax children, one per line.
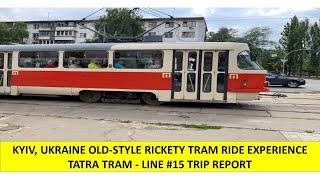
<box><xmin>0</xmin><ymin>8</ymin><xmax>319</xmax><ymax>42</ymax></box>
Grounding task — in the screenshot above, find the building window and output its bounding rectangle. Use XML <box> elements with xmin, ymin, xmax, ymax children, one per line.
<box><xmin>34</xmin><ymin>24</ymin><xmax>39</xmax><ymax>29</ymax></box>
<box><xmin>33</xmin><ymin>33</ymin><xmax>39</xmax><ymax>40</ymax></box>
<box><xmin>148</xmin><ymin>22</ymin><xmax>157</xmax><ymax>28</ymax></box>
<box><xmin>65</xmin><ymin>31</ymin><xmax>69</xmax><ymax>36</ymax></box>
<box><xmin>39</xmin><ymin>31</ymin><xmax>52</xmax><ymax>37</ymax></box>
<box><xmin>113</xmin><ymin>50</ymin><xmax>163</xmax><ymax>69</ymax></box>
<box><xmin>181</xmin><ymin>31</ymin><xmax>195</xmax><ymax>38</ymax></box>
<box><xmin>164</xmin><ymin>32</ymin><xmax>173</xmax><ymax>38</ymax></box>
<box><xmin>148</xmin><ymin>32</ymin><xmax>156</xmax><ymax>36</ymax></box>
<box><xmin>79</xmin><ymin>23</ymin><xmax>86</xmax><ymax>29</ymax></box>
<box><xmin>64</xmin><ymin>51</ymin><xmax>108</xmax><ymax>69</ymax></box>
<box><xmin>165</xmin><ymin>22</ymin><xmax>174</xmax><ymax>28</ymax></box>
<box><xmin>80</xmin><ymin>33</ymin><xmax>87</xmax><ymax>38</ymax></box>
<box><xmin>57</xmin><ymin>31</ymin><xmax>60</xmax><ymax>36</ymax></box>
<box><xmin>182</xmin><ymin>21</ymin><xmax>196</xmax><ymax>27</ymax></box>
<box><xmin>19</xmin><ymin>51</ymin><xmax>59</xmax><ymax>68</ymax></box>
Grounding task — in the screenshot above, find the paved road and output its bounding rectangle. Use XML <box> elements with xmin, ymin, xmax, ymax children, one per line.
<box><xmin>1</xmin><ymin>92</ymin><xmax>320</xmax><ymax>141</ymax></box>
<box><xmin>269</xmin><ymin>79</ymin><xmax>320</xmax><ymax>93</ymax></box>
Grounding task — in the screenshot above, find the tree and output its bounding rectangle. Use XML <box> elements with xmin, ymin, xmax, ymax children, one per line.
<box><xmin>237</xmin><ymin>27</ymin><xmax>274</xmax><ymax>47</ymax></box>
<box><xmin>309</xmin><ymin>22</ymin><xmax>320</xmax><ymax>77</ymax></box>
<box><xmin>236</xmin><ymin>27</ymin><xmax>277</xmax><ymax>71</ymax></box>
<box><xmin>280</xmin><ymin>16</ymin><xmax>310</xmax><ymax>76</ymax></box>
<box><xmin>206</xmin><ymin>27</ymin><xmax>237</xmax><ymax>42</ymax></box>
<box><xmin>0</xmin><ymin>22</ymin><xmax>29</xmax><ymax>44</ymax></box>
<box><xmin>206</xmin><ymin>26</ymin><xmax>278</xmax><ymax>71</ymax></box>
<box><xmin>90</xmin><ymin>8</ymin><xmax>145</xmax><ymax>42</ymax></box>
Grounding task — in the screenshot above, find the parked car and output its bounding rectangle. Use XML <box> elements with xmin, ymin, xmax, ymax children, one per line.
<box><xmin>266</xmin><ymin>71</ymin><xmax>306</xmax><ymax>88</ymax></box>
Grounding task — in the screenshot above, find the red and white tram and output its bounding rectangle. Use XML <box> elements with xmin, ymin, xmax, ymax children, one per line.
<box><xmin>0</xmin><ymin>42</ymin><xmax>268</xmax><ymax>105</ymax></box>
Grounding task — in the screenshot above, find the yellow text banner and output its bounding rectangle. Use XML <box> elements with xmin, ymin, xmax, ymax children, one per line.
<box><xmin>0</xmin><ymin>142</ymin><xmax>319</xmax><ymax>172</ymax></box>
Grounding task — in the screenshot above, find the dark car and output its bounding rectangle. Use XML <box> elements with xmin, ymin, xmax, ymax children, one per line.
<box><xmin>266</xmin><ymin>71</ymin><xmax>306</xmax><ymax>88</ymax></box>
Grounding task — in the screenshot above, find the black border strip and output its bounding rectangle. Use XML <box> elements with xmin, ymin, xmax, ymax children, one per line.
<box><xmin>223</xmin><ymin>50</ymin><xmax>229</xmax><ymax>101</ymax></box>
<box><xmin>171</xmin><ymin>50</ymin><xmax>176</xmax><ymax>100</ymax></box>
<box><xmin>197</xmin><ymin>50</ymin><xmax>203</xmax><ymax>100</ymax></box>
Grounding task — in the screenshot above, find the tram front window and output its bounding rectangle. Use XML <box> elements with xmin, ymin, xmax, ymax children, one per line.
<box><xmin>237</xmin><ymin>51</ymin><xmax>262</xmax><ymax>70</ymax></box>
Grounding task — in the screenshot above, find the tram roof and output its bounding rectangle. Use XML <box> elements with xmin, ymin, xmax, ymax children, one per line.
<box><xmin>0</xmin><ymin>42</ymin><xmax>248</xmax><ymax>52</ymax></box>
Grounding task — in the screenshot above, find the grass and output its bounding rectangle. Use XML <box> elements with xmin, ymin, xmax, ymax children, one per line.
<box><xmin>119</xmin><ymin>120</ymin><xmax>132</xmax><ymax>123</ymax></box>
<box><xmin>304</xmin><ymin>130</ymin><xmax>315</xmax><ymax>133</ymax></box>
<box><xmin>149</xmin><ymin>122</ymin><xmax>222</xmax><ymax>130</ymax></box>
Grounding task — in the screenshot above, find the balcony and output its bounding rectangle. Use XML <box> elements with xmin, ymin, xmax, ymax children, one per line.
<box><xmin>55</xmin><ymin>26</ymin><xmax>76</xmax><ymax>31</ymax></box>
<box><xmin>39</xmin><ymin>26</ymin><xmax>54</xmax><ymax>31</ymax></box>
<box><xmin>55</xmin><ymin>36</ymin><xmax>76</xmax><ymax>41</ymax></box>
<box><xmin>38</xmin><ymin>35</ymin><xmax>53</xmax><ymax>40</ymax></box>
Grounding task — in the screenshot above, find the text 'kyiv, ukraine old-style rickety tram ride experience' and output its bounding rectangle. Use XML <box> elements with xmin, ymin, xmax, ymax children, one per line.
<box><xmin>0</xmin><ymin>42</ymin><xmax>268</xmax><ymax>105</ymax></box>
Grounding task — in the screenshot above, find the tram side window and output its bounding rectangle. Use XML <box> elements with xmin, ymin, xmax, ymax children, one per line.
<box><xmin>217</xmin><ymin>73</ymin><xmax>225</xmax><ymax>93</ymax></box>
<box><xmin>64</xmin><ymin>51</ymin><xmax>108</xmax><ymax>69</ymax></box>
<box><xmin>203</xmin><ymin>52</ymin><xmax>213</xmax><ymax>71</ymax></box>
<box><xmin>0</xmin><ymin>53</ymin><xmax>3</xmax><ymax>69</ymax></box>
<box><xmin>113</xmin><ymin>50</ymin><xmax>163</xmax><ymax>69</ymax></box>
<box><xmin>218</xmin><ymin>52</ymin><xmax>227</xmax><ymax>71</ymax></box>
<box><xmin>188</xmin><ymin>52</ymin><xmax>197</xmax><ymax>71</ymax></box>
<box><xmin>174</xmin><ymin>52</ymin><xmax>183</xmax><ymax>71</ymax></box>
<box><xmin>19</xmin><ymin>51</ymin><xmax>59</xmax><ymax>68</ymax></box>
<box><xmin>202</xmin><ymin>73</ymin><xmax>212</xmax><ymax>92</ymax></box>
<box><xmin>174</xmin><ymin>72</ymin><xmax>182</xmax><ymax>92</ymax></box>
<box><xmin>187</xmin><ymin>73</ymin><xmax>196</xmax><ymax>92</ymax></box>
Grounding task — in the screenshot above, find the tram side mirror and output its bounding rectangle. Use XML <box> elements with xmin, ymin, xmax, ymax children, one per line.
<box><xmin>250</xmin><ymin>52</ymin><xmax>257</xmax><ymax>61</ymax></box>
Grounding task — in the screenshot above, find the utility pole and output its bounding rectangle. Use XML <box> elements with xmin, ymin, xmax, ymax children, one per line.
<box><xmin>281</xmin><ymin>48</ymin><xmax>312</xmax><ymax>74</ymax></box>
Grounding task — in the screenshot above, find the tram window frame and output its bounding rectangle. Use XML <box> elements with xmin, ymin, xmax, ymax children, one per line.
<box><xmin>18</xmin><ymin>51</ymin><xmax>59</xmax><ymax>68</ymax></box>
<box><xmin>217</xmin><ymin>73</ymin><xmax>225</xmax><ymax>93</ymax></box>
<box><xmin>113</xmin><ymin>50</ymin><xmax>163</xmax><ymax>69</ymax></box>
<box><xmin>63</xmin><ymin>50</ymin><xmax>109</xmax><ymax>69</ymax></box>
<box><xmin>202</xmin><ymin>73</ymin><xmax>212</xmax><ymax>93</ymax></box>
<box><xmin>218</xmin><ymin>52</ymin><xmax>227</xmax><ymax>71</ymax></box>
<box><xmin>203</xmin><ymin>52</ymin><xmax>213</xmax><ymax>71</ymax></box>
<box><xmin>188</xmin><ymin>52</ymin><xmax>197</xmax><ymax>71</ymax></box>
<box><xmin>174</xmin><ymin>51</ymin><xmax>183</xmax><ymax>71</ymax></box>
<box><xmin>187</xmin><ymin>73</ymin><xmax>196</xmax><ymax>92</ymax></box>
<box><xmin>0</xmin><ymin>53</ymin><xmax>4</xmax><ymax>69</ymax></box>
<box><xmin>237</xmin><ymin>50</ymin><xmax>262</xmax><ymax>70</ymax></box>
<box><xmin>173</xmin><ymin>72</ymin><xmax>182</xmax><ymax>92</ymax></box>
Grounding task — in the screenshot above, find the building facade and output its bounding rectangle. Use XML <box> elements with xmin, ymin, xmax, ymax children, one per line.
<box><xmin>5</xmin><ymin>17</ymin><xmax>207</xmax><ymax>44</ymax></box>
<box><xmin>23</xmin><ymin>20</ymin><xmax>95</xmax><ymax>44</ymax></box>
<box><xmin>142</xmin><ymin>17</ymin><xmax>207</xmax><ymax>42</ymax></box>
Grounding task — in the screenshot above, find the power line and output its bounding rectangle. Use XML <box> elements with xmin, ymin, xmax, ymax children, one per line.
<box><xmin>139</xmin><ymin>8</ymin><xmax>165</xmax><ymax>18</ymax></box>
<box><xmin>81</xmin><ymin>8</ymin><xmax>105</xmax><ymax>21</ymax></box>
<box><xmin>145</xmin><ymin>8</ymin><xmax>173</xmax><ymax>18</ymax></box>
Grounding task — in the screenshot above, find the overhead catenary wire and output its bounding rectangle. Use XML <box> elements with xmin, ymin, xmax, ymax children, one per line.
<box><xmin>139</xmin><ymin>8</ymin><xmax>165</xmax><ymax>19</ymax></box>
<box><xmin>145</xmin><ymin>7</ymin><xmax>174</xmax><ymax>19</ymax></box>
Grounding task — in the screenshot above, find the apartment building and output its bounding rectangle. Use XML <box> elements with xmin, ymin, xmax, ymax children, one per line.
<box><xmin>142</xmin><ymin>17</ymin><xmax>207</xmax><ymax>42</ymax></box>
<box><xmin>23</xmin><ymin>20</ymin><xmax>95</xmax><ymax>44</ymax></box>
<box><xmin>4</xmin><ymin>17</ymin><xmax>207</xmax><ymax>44</ymax></box>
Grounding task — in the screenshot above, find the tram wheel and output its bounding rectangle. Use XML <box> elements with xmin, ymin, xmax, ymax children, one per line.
<box><xmin>79</xmin><ymin>91</ymin><xmax>102</xmax><ymax>103</ymax></box>
<box><xmin>141</xmin><ymin>93</ymin><xmax>162</xmax><ymax>106</ymax></box>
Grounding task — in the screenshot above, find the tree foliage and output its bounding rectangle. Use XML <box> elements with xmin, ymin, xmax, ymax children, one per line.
<box><xmin>90</xmin><ymin>8</ymin><xmax>145</xmax><ymax>42</ymax></box>
<box><xmin>0</xmin><ymin>22</ymin><xmax>29</xmax><ymax>45</ymax></box>
<box><xmin>206</xmin><ymin>27</ymin><xmax>237</xmax><ymax>42</ymax></box>
<box><xmin>207</xmin><ymin>26</ymin><xmax>277</xmax><ymax>71</ymax></box>
<box><xmin>309</xmin><ymin>22</ymin><xmax>320</xmax><ymax>77</ymax></box>
<box><xmin>280</xmin><ymin>16</ymin><xmax>310</xmax><ymax>76</ymax></box>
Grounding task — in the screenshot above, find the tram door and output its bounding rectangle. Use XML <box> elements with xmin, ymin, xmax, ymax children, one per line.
<box><xmin>0</xmin><ymin>52</ymin><xmax>13</xmax><ymax>94</ymax></box>
<box><xmin>172</xmin><ymin>50</ymin><xmax>229</xmax><ymax>101</ymax></box>
<box><xmin>200</xmin><ymin>51</ymin><xmax>229</xmax><ymax>101</ymax></box>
